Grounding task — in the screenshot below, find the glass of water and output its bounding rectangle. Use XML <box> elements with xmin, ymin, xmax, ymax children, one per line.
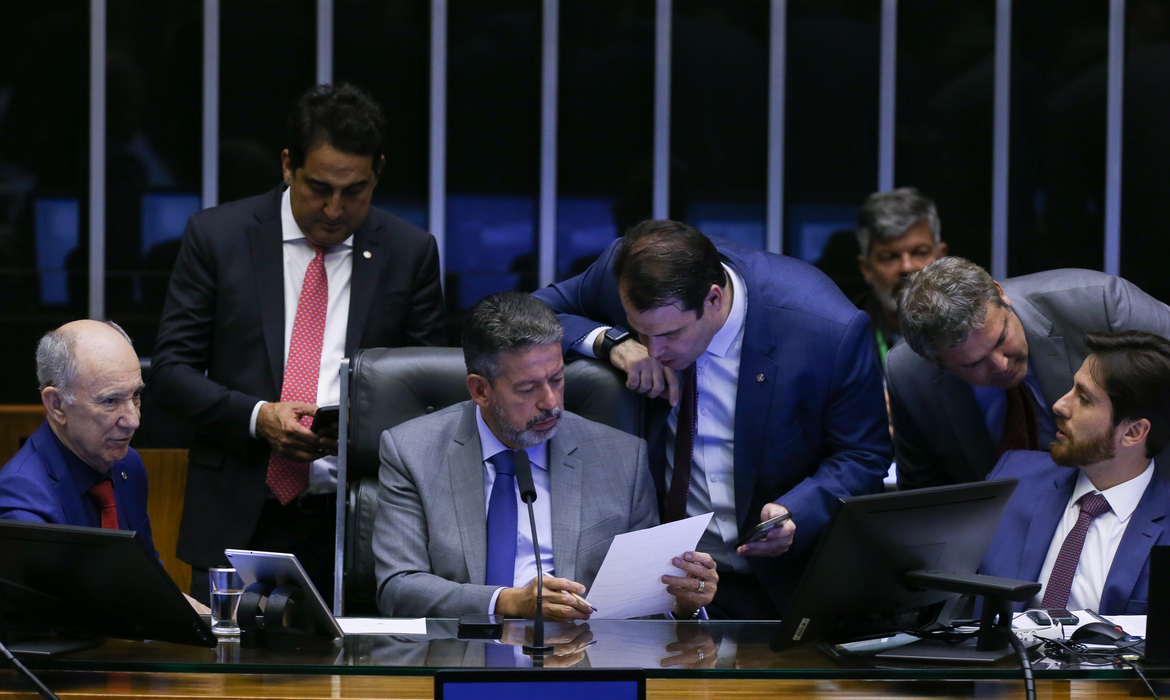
<box><xmin>209</xmin><ymin>568</ymin><xmax>244</xmax><ymax>637</ymax></box>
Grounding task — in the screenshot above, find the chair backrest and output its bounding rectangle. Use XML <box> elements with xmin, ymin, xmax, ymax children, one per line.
<box><xmin>342</xmin><ymin>346</ymin><xmax>643</xmax><ymax>614</ymax></box>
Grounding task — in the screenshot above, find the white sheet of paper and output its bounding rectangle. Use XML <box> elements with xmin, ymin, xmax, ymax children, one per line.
<box><xmin>337</xmin><ymin>617</ymin><xmax>427</xmax><ymax>635</ymax></box>
<box><xmin>1105</xmin><ymin>615</ymin><xmax>1146</xmax><ymax>638</ymax></box>
<box><xmin>585</xmin><ymin>513</ymin><xmax>713</xmax><ymax>620</ymax></box>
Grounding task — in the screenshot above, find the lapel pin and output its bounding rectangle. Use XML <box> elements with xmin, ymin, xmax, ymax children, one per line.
<box><xmin>121</xmin><ymin>471</ymin><xmax>128</xmax><ymax>480</ymax></box>
<box><xmin>362</xmin><ymin>250</ymin><xmax>372</xmax><ymax>259</ymax></box>
<box><xmin>757</xmin><ymin>374</ymin><xmax>765</xmax><ymax>383</ymax></box>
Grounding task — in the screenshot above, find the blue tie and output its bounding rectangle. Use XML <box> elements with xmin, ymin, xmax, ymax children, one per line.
<box><xmin>485</xmin><ymin>450</ymin><xmax>518</xmax><ymax>588</ymax></box>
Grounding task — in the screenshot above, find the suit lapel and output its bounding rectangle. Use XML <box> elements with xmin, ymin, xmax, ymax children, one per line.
<box><xmin>248</xmin><ymin>193</ymin><xmax>287</xmax><ymax>394</ymax></box>
<box><xmin>35</xmin><ymin>425</ymin><xmax>88</xmax><ymax>526</ymax></box>
<box><xmin>936</xmin><ymin>374</ymin><xmax>998</xmax><ymax>480</ymax></box>
<box><xmin>450</xmin><ymin>405</ymin><xmax>489</xmax><ymax>585</ymax></box>
<box><xmin>345</xmin><ymin>219</ymin><xmax>385</xmax><ymax>357</ymax></box>
<box><xmin>1019</xmin><ymin>468</ymin><xmax>1078</xmax><ymax>583</ymax></box>
<box><xmin>1101</xmin><ymin>473</ymin><xmax>1166</xmax><ymax>612</ymax></box>
<box><xmin>548</xmin><ymin>431</ymin><xmax>583</xmax><ymax>584</ymax></box>
<box><xmin>1016</xmin><ymin>295</ymin><xmax>1073</xmax><ymax>418</ymax></box>
<box><xmin>730</xmin><ymin>254</ymin><xmax>777</xmax><ymax>528</ymax></box>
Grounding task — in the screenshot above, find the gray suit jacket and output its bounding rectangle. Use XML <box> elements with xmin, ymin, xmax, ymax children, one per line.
<box><xmin>888</xmin><ymin>269</ymin><xmax>1170</xmax><ymax>490</ymax></box>
<box><xmin>374</xmin><ymin>401</ymin><xmax>656</xmax><ymax>618</ymax></box>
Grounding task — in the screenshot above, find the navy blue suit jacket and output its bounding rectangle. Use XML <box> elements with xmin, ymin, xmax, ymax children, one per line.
<box><xmin>534</xmin><ymin>237</ymin><xmax>892</xmax><ymax>614</ymax></box>
<box><xmin>979</xmin><ymin>450</ymin><xmax>1167</xmax><ymax>615</ymax></box>
<box><xmin>0</xmin><ymin>421</ymin><xmax>158</xmax><ymax>558</ymax></box>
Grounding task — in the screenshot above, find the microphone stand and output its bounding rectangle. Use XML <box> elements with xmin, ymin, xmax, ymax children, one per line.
<box><xmin>512</xmin><ymin>450</ymin><xmax>553</xmax><ymax>657</ymax></box>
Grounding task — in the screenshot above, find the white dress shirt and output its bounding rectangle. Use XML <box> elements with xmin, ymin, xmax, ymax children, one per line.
<box><xmin>573</xmin><ymin>263</ymin><xmax>749</xmax><ymax>573</ymax></box>
<box><xmin>1030</xmin><ymin>460</ymin><xmax>1155</xmax><ymax>611</ymax></box>
<box><xmin>476</xmin><ymin>406</ymin><xmax>555</xmax><ymax>614</ymax></box>
<box><xmin>248</xmin><ymin>188</ymin><xmax>353</xmax><ymax>495</ymax></box>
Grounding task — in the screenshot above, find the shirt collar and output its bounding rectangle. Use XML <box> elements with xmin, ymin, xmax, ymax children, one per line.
<box><xmin>1070</xmin><ymin>459</ymin><xmax>1156</xmax><ymax>524</ymax></box>
<box><xmin>280</xmin><ymin>187</ymin><xmax>354</xmax><ymax>248</ymax></box>
<box><xmin>474</xmin><ymin>405</ymin><xmax>549</xmax><ymax>471</ymax></box>
<box><xmin>704</xmin><ymin>263</ymin><xmax>747</xmax><ymax>359</ymax></box>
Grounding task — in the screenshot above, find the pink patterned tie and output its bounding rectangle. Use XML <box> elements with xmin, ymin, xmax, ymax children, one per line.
<box><xmin>266</xmin><ymin>245</ymin><xmax>329</xmax><ymax>505</ymax></box>
<box><xmin>1041</xmin><ymin>492</ymin><xmax>1112</xmax><ymax>609</ymax></box>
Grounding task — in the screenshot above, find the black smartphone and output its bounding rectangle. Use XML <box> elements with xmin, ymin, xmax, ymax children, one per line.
<box><xmin>310</xmin><ymin>405</ymin><xmax>339</xmax><ymax>433</ymax></box>
<box><xmin>457</xmin><ymin>614</ymin><xmax>504</xmax><ymax>639</ymax></box>
<box><xmin>1027</xmin><ymin>608</ymin><xmax>1079</xmax><ymax>626</ymax></box>
<box><xmin>735</xmin><ymin>511</ymin><xmax>793</xmax><ymax>548</ymax></box>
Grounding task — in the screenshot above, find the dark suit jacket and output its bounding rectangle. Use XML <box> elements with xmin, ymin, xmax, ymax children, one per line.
<box><xmin>533</xmin><ymin>237</ymin><xmax>892</xmax><ymax>615</ymax></box>
<box><xmin>888</xmin><ymin>269</ymin><xmax>1170</xmax><ymax>490</ymax></box>
<box><xmin>979</xmin><ymin>450</ymin><xmax>1167</xmax><ymax>615</ymax></box>
<box><xmin>151</xmin><ymin>185</ymin><xmax>445</xmax><ymax>567</ymax></box>
<box><xmin>0</xmin><ymin>421</ymin><xmax>158</xmax><ymax>558</ymax></box>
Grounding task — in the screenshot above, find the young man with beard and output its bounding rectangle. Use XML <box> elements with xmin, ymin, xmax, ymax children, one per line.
<box><xmin>373</xmin><ymin>292</ymin><xmax>716</xmax><ymax>620</ymax></box>
<box><xmin>978</xmin><ymin>331</ymin><xmax>1170</xmax><ymax>615</ymax></box>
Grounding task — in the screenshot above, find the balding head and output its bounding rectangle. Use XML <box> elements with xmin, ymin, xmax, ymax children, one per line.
<box><xmin>38</xmin><ymin>320</ymin><xmax>143</xmax><ymax>473</ymax></box>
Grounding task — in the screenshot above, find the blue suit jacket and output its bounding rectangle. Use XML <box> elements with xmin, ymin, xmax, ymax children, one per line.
<box><xmin>0</xmin><ymin>421</ymin><xmax>158</xmax><ymax>559</ymax></box>
<box><xmin>534</xmin><ymin>237</ymin><xmax>892</xmax><ymax>614</ymax></box>
<box><xmin>979</xmin><ymin>450</ymin><xmax>1167</xmax><ymax>615</ymax></box>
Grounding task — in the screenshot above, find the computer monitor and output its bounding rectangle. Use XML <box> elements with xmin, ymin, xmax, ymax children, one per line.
<box><xmin>772</xmin><ymin>478</ymin><xmax>1020</xmax><ymax>652</ymax></box>
<box><xmin>0</xmin><ymin>520</ymin><xmax>217</xmax><ymax>648</ymax></box>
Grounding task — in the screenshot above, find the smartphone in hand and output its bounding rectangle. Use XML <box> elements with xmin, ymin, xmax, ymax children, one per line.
<box><xmin>310</xmin><ymin>405</ymin><xmax>339</xmax><ymax>434</ymax></box>
<box><xmin>735</xmin><ymin>511</ymin><xmax>793</xmax><ymax>548</ymax></box>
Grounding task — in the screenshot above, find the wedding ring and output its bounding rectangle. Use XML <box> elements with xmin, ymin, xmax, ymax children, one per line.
<box><xmin>697</xmin><ymin>580</ymin><xmax>706</xmax><ymax>593</ymax></box>
<box><xmin>696</xmin><ymin>651</ymin><xmax>705</xmax><ymax>661</ymax></box>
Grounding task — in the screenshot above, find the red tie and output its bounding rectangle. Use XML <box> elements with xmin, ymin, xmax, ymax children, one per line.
<box><xmin>665</xmin><ymin>367</ymin><xmax>698</xmax><ymax>522</ymax></box>
<box><xmin>998</xmin><ymin>384</ymin><xmax>1039</xmax><ymax>455</ymax></box>
<box><xmin>1041</xmin><ymin>492</ymin><xmax>1112</xmax><ymax>609</ymax></box>
<box><xmin>266</xmin><ymin>245</ymin><xmax>329</xmax><ymax>505</ymax></box>
<box><xmin>86</xmin><ymin>480</ymin><xmax>118</xmax><ymax>530</ymax></box>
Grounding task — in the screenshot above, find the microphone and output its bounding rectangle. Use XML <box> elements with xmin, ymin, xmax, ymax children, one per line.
<box><xmin>512</xmin><ymin>450</ymin><xmax>552</xmax><ymax>656</ymax></box>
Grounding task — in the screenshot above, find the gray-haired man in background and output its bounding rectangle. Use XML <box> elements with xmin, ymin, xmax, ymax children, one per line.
<box><xmin>854</xmin><ymin>187</ymin><xmax>947</xmax><ymax>368</ymax></box>
<box><xmin>886</xmin><ymin>257</ymin><xmax>1170</xmax><ymax>490</ymax></box>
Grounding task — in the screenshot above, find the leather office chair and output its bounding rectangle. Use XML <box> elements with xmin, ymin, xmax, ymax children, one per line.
<box><xmin>339</xmin><ymin>347</ymin><xmax>643</xmax><ymax>616</ymax></box>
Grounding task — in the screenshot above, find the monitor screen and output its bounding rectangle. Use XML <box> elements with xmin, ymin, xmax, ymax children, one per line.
<box><xmin>435</xmin><ymin>669</ymin><xmax>644</xmax><ymax>700</ymax></box>
<box><xmin>772</xmin><ymin>478</ymin><xmax>1018</xmax><ymax>651</ymax></box>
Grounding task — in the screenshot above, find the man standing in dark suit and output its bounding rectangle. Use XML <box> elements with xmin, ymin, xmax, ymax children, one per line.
<box><xmin>152</xmin><ymin>83</ymin><xmax>445</xmax><ymax>603</ymax></box>
<box><xmin>533</xmin><ymin>220</ymin><xmax>891</xmax><ymax>619</ymax></box>
<box><xmin>888</xmin><ymin>257</ymin><xmax>1170</xmax><ymax>490</ymax></box>
<box><xmin>980</xmin><ymin>331</ymin><xmax>1170</xmax><ymax>615</ymax></box>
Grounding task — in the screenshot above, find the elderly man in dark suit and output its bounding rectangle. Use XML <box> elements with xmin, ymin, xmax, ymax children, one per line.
<box><xmin>888</xmin><ymin>257</ymin><xmax>1170</xmax><ymax>491</ymax></box>
<box><xmin>152</xmin><ymin>83</ymin><xmax>445</xmax><ymax>603</ymax></box>
<box><xmin>533</xmin><ymin>220</ymin><xmax>891</xmax><ymax>619</ymax></box>
<box><xmin>375</xmin><ymin>292</ymin><xmax>717</xmax><ymax>621</ymax></box>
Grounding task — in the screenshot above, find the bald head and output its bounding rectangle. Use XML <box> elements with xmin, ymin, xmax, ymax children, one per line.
<box><xmin>38</xmin><ymin>320</ymin><xmax>143</xmax><ymax>473</ymax></box>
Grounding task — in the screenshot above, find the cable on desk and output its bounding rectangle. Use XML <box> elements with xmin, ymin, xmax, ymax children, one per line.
<box><xmin>995</xmin><ymin>627</ymin><xmax>1036</xmax><ymax>700</ymax></box>
<box><xmin>0</xmin><ymin>638</ymin><xmax>62</xmax><ymax>700</ymax></box>
<box><xmin>1121</xmin><ymin>658</ymin><xmax>1160</xmax><ymax>700</ymax></box>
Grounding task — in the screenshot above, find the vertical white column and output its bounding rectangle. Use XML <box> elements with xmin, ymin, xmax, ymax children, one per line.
<box><xmin>990</xmin><ymin>0</ymin><xmax>1011</xmax><ymax>280</ymax></box>
<box><xmin>203</xmin><ymin>0</ymin><xmax>219</xmax><ymax>210</ymax></box>
<box><xmin>652</xmin><ymin>0</ymin><xmax>671</xmax><ymax>221</ymax></box>
<box><xmin>538</xmin><ymin>0</ymin><xmax>559</xmax><ymax>288</ymax></box>
<box><xmin>89</xmin><ymin>0</ymin><xmax>106</xmax><ymax>319</ymax></box>
<box><xmin>878</xmin><ymin>0</ymin><xmax>897</xmax><ymax>192</ymax></box>
<box><xmin>317</xmin><ymin>0</ymin><xmax>333</xmax><ymax>85</ymax></box>
<box><xmin>765</xmin><ymin>0</ymin><xmax>786</xmax><ymax>255</ymax></box>
<box><xmin>430</xmin><ymin>0</ymin><xmax>448</xmax><ymax>275</ymax></box>
<box><xmin>1104</xmin><ymin>0</ymin><xmax>1125</xmax><ymax>276</ymax></box>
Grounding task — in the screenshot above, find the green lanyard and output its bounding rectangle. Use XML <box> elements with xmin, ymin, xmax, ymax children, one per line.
<box><xmin>876</xmin><ymin>328</ymin><xmax>889</xmax><ymax>367</ymax></box>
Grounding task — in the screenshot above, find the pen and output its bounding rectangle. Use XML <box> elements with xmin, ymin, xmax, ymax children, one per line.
<box><xmin>572</xmin><ymin>592</ymin><xmax>598</xmax><ymax>613</ymax></box>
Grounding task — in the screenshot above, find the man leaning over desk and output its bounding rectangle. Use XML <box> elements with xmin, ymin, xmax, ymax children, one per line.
<box><xmin>373</xmin><ymin>292</ymin><xmax>717</xmax><ymax>621</ymax></box>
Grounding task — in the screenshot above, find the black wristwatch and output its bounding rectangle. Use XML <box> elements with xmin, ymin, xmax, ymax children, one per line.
<box><xmin>599</xmin><ymin>325</ymin><xmax>632</xmax><ymax>361</ymax></box>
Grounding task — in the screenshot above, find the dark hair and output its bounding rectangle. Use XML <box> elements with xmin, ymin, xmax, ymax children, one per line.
<box><xmin>612</xmin><ymin>220</ymin><xmax>726</xmax><ymax>317</ymax></box>
<box><xmin>463</xmin><ymin>292</ymin><xmax>563</xmax><ymax>384</ymax></box>
<box><xmin>1085</xmin><ymin>330</ymin><xmax>1170</xmax><ymax>458</ymax></box>
<box><xmin>898</xmin><ymin>257</ymin><xmax>1006</xmax><ymax>364</ymax></box>
<box><xmin>286</xmin><ymin>83</ymin><xmax>385</xmax><ymax>172</ymax></box>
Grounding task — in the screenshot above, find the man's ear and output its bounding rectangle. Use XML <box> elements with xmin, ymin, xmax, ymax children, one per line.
<box><xmin>994</xmin><ymin>280</ymin><xmax>1011</xmax><ymax>307</ymax></box>
<box><xmin>936</xmin><ymin>241</ymin><xmax>949</xmax><ymax>257</ymax></box>
<box><xmin>1119</xmin><ymin>417</ymin><xmax>1151</xmax><ymax>450</ymax></box>
<box><xmin>281</xmin><ymin>149</ymin><xmax>294</xmax><ymax>187</ymax></box>
<box><xmin>42</xmin><ymin>387</ymin><xmax>67</xmax><ymax>425</ymax></box>
<box><xmin>466</xmin><ymin>374</ymin><xmax>491</xmax><ymax>409</ymax></box>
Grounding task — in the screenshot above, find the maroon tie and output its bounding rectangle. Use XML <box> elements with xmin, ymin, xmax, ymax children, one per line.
<box><xmin>86</xmin><ymin>480</ymin><xmax>119</xmax><ymax>530</ymax></box>
<box><xmin>266</xmin><ymin>245</ymin><xmax>329</xmax><ymax>505</ymax></box>
<box><xmin>665</xmin><ymin>367</ymin><xmax>698</xmax><ymax>523</ymax></box>
<box><xmin>998</xmin><ymin>384</ymin><xmax>1039</xmax><ymax>455</ymax></box>
<box><xmin>1041</xmin><ymin>492</ymin><xmax>1112</xmax><ymax>609</ymax></box>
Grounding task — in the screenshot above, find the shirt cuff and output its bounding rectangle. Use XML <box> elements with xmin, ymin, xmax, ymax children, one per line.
<box><xmin>573</xmin><ymin>327</ymin><xmax>609</xmax><ymax>359</ymax></box>
<box><xmin>488</xmin><ymin>586</ymin><xmax>505</xmax><ymax>614</ymax></box>
<box><xmin>249</xmin><ymin>401</ymin><xmax>267</xmax><ymax>439</ymax></box>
